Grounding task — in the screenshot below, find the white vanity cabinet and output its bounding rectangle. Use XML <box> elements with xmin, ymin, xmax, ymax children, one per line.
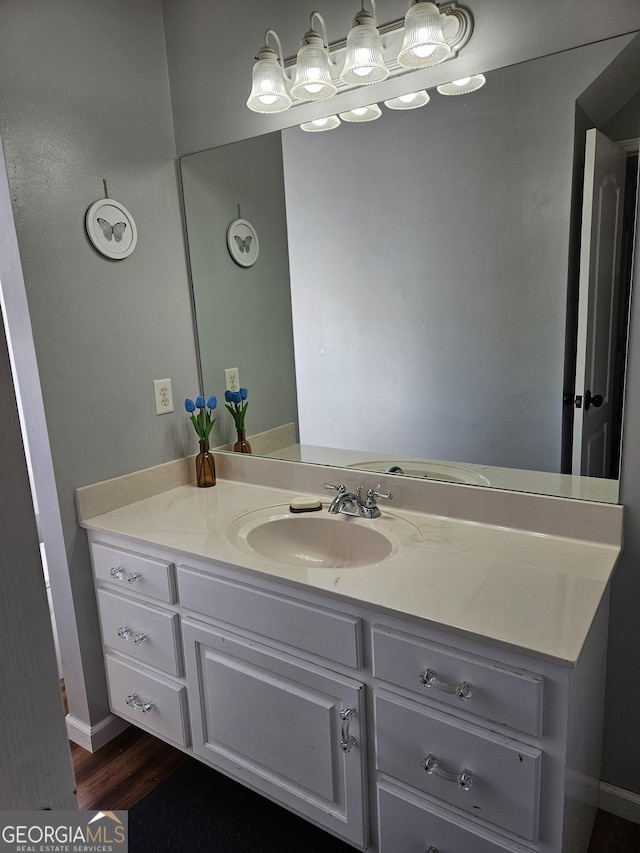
<box><xmin>87</xmin><ymin>529</ymin><xmax>609</xmax><ymax>853</ymax></box>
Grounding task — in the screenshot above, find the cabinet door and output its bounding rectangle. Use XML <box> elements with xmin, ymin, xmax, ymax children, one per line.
<box><xmin>182</xmin><ymin>618</ymin><xmax>367</xmax><ymax>848</ymax></box>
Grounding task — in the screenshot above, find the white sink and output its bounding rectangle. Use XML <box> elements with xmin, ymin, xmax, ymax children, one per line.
<box><xmin>226</xmin><ymin>504</ymin><xmax>420</xmax><ymax>569</ymax></box>
<box><xmin>347</xmin><ymin>459</ymin><xmax>491</xmax><ymax>486</ymax></box>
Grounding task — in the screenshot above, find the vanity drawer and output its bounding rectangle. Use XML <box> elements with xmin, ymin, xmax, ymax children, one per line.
<box><xmin>97</xmin><ymin>588</ymin><xmax>183</xmax><ymax>676</ymax></box>
<box><xmin>91</xmin><ymin>541</ymin><xmax>176</xmax><ymax>604</ymax></box>
<box><xmin>375</xmin><ymin>690</ymin><xmax>541</xmax><ymax>841</ymax></box>
<box><xmin>177</xmin><ymin>565</ymin><xmax>362</xmax><ymax>669</ymax></box>
<box><xmin>372</xmin><ymin>625</ymin><xmax>543</xmax><ymax>736</ymax></box>
<box><xmin>377</xmin><ymin>783</ymin><xmax>519</xmax><ymax>853</ymax></box>
<box><xmin>105</xmin><ymin>654</ymin><xmax>190</xmax><ymax>747</ymax></box>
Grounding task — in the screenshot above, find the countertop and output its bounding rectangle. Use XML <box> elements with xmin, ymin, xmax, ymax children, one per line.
<box><xmin>80</xmin><ymin>476</ymin><xmax>621</xmax><ymax>667</ymax></box>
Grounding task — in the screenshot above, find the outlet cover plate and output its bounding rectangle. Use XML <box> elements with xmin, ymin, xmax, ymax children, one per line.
<box><xmin>225</xmin><ymin>368</ymin><xmax>240</xmax><ymax>392</ymax></box>
<box><xmin>154</xmin><ymin>378</ymin><xmax>174</xmax><ymax>415</ymax></box>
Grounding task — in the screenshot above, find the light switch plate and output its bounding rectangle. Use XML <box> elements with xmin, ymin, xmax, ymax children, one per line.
<box><xmin>154</xmin><ymin>378</ymin><xmax>174</xmax><ymax>414</ymax></box>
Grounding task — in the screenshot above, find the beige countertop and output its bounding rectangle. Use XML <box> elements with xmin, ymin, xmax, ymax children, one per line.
<box><xmin>80</xmin><ymin>474</ymin><xmax>621</xmax><ymax>668</ymax></box>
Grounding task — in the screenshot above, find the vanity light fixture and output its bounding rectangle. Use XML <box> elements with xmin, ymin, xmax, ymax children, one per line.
<box><xmin>397</xmin><ymin>1</ymin><xmax>452</xmax><ymax>68</ymax></box>
<box><xmin>246</xmin><ymin>29</ymin><xmax>293</xmax><ymax>113</ymax></box>
<box><xmin>436</xmin><ymin>73</ymin><xmax>486</xmax><ymax>95</ymax></box>
<box><xmin>384</xmin><ymin>90</ymin><xmax>430</xmax><ymax>109</ymax></box>
<box><xmin>339</xmin><ymin>103</ymin><xmax>382</xmax><ymax>122</ymax></box>
<box><xmin>340</xmin><ymin>0</ymin><xmax>389</xmax><ymax>86</ymax></box>
<box><xmin>300</xmin><ymin>115</ymin><xmax>342</xmax><ymax>132</ymax></box>
<box><xmin>247</xmin><ymin>1</ymin><xmax>473</xmax><ymax>114</ymax></box>
<box><xmin>290</xmin><ymin>12</ymin><xmax>337</xmax><ymax>101</ymax></box>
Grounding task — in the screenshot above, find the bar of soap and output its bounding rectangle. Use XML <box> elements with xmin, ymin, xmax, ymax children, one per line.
<box><xmin>289</xmin><ymin>496</ymin><xmax>323</xmax><ymax>513</ymax></box>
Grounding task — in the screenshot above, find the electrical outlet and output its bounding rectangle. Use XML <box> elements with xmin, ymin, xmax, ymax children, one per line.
<box><xmin>153</xmin><ymin>378</ymin><xmax>174</xmax><ymax>415</ymax></box>
<box><xmin>225</xmin><ymin>367</ymin><xmax>240</xmax><ymax>392</ymax></box>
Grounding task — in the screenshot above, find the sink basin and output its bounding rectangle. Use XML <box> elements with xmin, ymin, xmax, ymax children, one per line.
<box><xmin>347</xmin><ymin>459</ymin><xmax>491</xmax><ymax>486</ymax></box>
<box><xmin>226</xmin><ymin>504</ymin><xmax>420</xmax><ymax>569</ymax></box>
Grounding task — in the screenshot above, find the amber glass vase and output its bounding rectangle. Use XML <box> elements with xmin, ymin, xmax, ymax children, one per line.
<box><xmin>195</xmin><ymin>440</ymin><xmax>216</xmax><ymax>487</ymax></box>
<box><xmin>233</xmin><ymin>429</ymin><xmax>252</xmax><ymax>453</ymax></box>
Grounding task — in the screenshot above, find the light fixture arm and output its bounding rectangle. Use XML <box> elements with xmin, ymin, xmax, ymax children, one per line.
<box><xmin>263</xmin><ymin>28</ymin><xmax>291</xmax><ymax>83</ymax></box>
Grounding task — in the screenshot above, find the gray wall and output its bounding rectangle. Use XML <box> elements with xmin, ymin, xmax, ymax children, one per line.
<box><xmin>181</xmin><ymin>134</ymin><xmax>298</xmax><ymax>445</ymax></box>
<box><xmin>281</xmin><ymin>38</ymin><xmax>624</xmax><ymax>472</ymax></box>
<box><xmin>0</xmin><ymin>0</ymin><xmax>199</xmax><ymax>727</ymax></box>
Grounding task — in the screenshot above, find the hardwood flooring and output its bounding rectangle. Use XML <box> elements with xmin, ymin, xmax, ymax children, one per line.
<box><xmin>65</xmin><ymin>683</ymin><xmax>640</xmax><ymax>849</ymax></box>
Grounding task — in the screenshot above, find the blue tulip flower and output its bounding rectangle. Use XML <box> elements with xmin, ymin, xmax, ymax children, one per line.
<box><xmin>224</xmin><ymin>386</ymin><xmax>249</xmax><ymax>431</ymax></box>
<box><xmin>186</xmin><ymin>393</ymin><xmax>217</xmax><ymax>442</ymax></box>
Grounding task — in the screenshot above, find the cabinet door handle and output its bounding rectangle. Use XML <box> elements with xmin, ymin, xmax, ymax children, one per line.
<box><xmin>419</xmin><ymin>668</ymin><xmax>472</xmax><ymax>701</ymax></box>
<box><xmin>110</xmin><ymin>566</ymin><xmax>141</xmax><ymax>584</ymax></box>
<box><xmin>421</xmin><ymin>753</ymin><xmax>474</xmax><ymax>790</ymax></box>
<box><xmin>126</xmin><ymin>693</ymin><xmax>154</xmax><ymax>714</ymax></box>
<box><xmin>117</xmin><ymin>626</ymin><xmax>148</xmax><ymax>645</ymax></box>
<box><xmin>340</xmin><ymin>706</ymin><xmax>357</xmax><ymax>753</ymax></box>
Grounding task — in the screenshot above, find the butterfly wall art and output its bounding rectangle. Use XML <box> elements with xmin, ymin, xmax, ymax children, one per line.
<box><xmin>85</xmin><ymin>198</ymin><xmax>137</xmax><ymax>259</ymax></box>
<box><xmin>227</xmin><ymin>218</ymin><xmax>259</xmax><ymax>267</ymax></box>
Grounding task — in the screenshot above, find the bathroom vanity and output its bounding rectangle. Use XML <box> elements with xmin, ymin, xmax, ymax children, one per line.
<box><xmin>77</xmin><ymin>454</ymin><xmax>622</xmax><ymax>853</ymax></box>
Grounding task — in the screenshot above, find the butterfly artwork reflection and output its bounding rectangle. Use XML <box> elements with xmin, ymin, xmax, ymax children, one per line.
<box><xmin>234</xmin><ymin>234</ymin><xmax>252</xmax><ymax>253</ymax></box>
<box><xmin>227</xmin><ymin>218</ymin><xmax>259</xmax><ymax>267</ymax></box>
<box><xmin>97</xmin><ymin>217</ymin><xmax>127</xmax><ymax>243</ymax></box>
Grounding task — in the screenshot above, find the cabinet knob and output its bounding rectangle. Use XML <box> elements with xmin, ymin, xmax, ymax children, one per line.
<box><xmin>117</xmin><ymin>626</ymin><xmax>148</xmax><ymax>645</ymax></box>
<box><xmin>340</xmin><ymin>706</ymin><xmax>357</xmax><ymax>753</ymax></box>
<box><xmin>419</xmin><ymin>668</ymin><xmax>472</xmax><ymax>701</ymax></box>
<box><xmin>422</xmin><ymin>753</ymin><xmax>474</xmax><ymax>790</ymax></box>
<box><xmin>126</xmin><ymin>693</ymin><xmax>154</xmax><ymax>714</ymax></box>
<box><xmin>110</xmin><ymin>566</ymin><xmax>141</xmax><ymax>584</ymax></box>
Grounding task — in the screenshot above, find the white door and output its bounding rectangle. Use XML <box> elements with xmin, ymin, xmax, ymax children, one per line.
<box><xmin>182</xmin><ymin>618</ymin><xmax>367</xmax><ymax>848</ymax></box>
<box><xmin>572</xmin><ymin>128</ymin><xmax>627</xmax><ymax>477</ymax></box>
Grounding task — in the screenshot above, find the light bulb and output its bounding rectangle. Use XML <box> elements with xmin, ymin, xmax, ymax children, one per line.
<box><xmin>411</xmin><ymin>44</ymin><xmax>436</xmax><ymax>58</ymax></box>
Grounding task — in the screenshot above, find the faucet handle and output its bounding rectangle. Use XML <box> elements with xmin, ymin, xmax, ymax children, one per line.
<box><xmin>367</xmin><ymin>489</ymin><xmax>392</xmax><ymax>504</ymax></box>
<box><xmin>324</xmin><ymin>482</ymin><xmax>346</xmax><ymax>493</ymax></box>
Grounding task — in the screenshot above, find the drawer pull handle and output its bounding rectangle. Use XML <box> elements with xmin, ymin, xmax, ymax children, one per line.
<box><xmin>110</xmin><ymin>566</ymin><xmax>141</xmax><ymax>584</ymax></box>
<box><xmin>117</xmin><ymin>626</ymin><xmax>148</xmax><ymax>645</ymax></box>
<box><xmin>419</xmin><ymin>668</ymin><xmax>472</xmax><ymax>701</ymax></box>
<box><xmin>126</xmin><ymin>693</ymin><xmax>154</xmax><ymax>714</ymax></box>
<box><xmin>421</xmin><ymin>753</ymin><xmax>474</xmax><ymax>791</ymax></box>
<box><xmin>340</xmin><ymin>706</ymin><xmax>357</xmax><ymax>753</ymax></box>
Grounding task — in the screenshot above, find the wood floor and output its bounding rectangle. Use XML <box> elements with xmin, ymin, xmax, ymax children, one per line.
<box><xmin>66</xmin><ymin>683</ymin><xmax>640</xmax><ymax>849</ymax></box>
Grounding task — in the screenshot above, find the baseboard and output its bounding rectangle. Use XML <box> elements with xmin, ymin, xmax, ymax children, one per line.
<box><xmin>599</xmin><ymin>781</ymin><xmax>640</xmax><ymax>823</ymax></box>
<box><xmin>66</xmin><ymin>712</ymin><xmax>129</xmax><ymax>753</ymax></box>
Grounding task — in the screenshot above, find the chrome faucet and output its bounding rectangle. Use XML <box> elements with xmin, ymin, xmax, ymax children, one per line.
<box><xmin>324</xmin><ymin>483</ymin><xmax>392</xmax><ymax>519</ymax></box>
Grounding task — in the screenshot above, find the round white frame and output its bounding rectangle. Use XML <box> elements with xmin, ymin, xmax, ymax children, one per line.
<box><xmin>227</xmin><ymin>218</ymin><xmax>259</xmax><ymax>267</ymax></box>
<box><xmin>86</xmin><ymin>198</ymin><xmax>138</xmax><ymax>259</ymax></box>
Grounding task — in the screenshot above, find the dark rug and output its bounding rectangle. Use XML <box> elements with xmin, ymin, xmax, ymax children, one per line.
<box><xmin>128</xmin><ymin>757</ymin><xmax>355</xmax><ymax>852</ymax></box>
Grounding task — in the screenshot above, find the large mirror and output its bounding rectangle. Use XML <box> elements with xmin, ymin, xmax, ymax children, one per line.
<box><xmin>181</xmin><ymin>31</ymin><xmax>639</xmax><ymax>503</ymax></box>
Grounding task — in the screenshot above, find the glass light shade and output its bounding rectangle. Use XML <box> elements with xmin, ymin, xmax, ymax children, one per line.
<box><xmin>300</xmin><ymin>115</ymin><xmax>341</xmax><ymax>132</ymax></box>
<box><xmin>291</xmin><ymin>34</ymin><xmax>337</xmax><ymax>101</ymax></box>
<box><xmin>247</xmin><ymin>47</ymin><xmax>292</xmax><ymax>113</ymax></box>
<box><xmin>437</xmin><ymin>74</ymin><xmax>486</xmax><ymax>95</ymax></box>
<box><xmin>340</xmin><ymin>11</ymin><xmax>389</xmax><ymax>86</ymax></box>
<box><xmin>397</xmin><ymin>1</ymin><xmax>452</xmax><ymax>68</ymax></box>
<box><xmin>384</xmin><ymin>90</ymin><xmax>430</xmax><ymax>110</ymax></box>
<box><xmin>339</xmin><ymin>103</ymin><xmax>382</xmax><ymax>123</ymax></box>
